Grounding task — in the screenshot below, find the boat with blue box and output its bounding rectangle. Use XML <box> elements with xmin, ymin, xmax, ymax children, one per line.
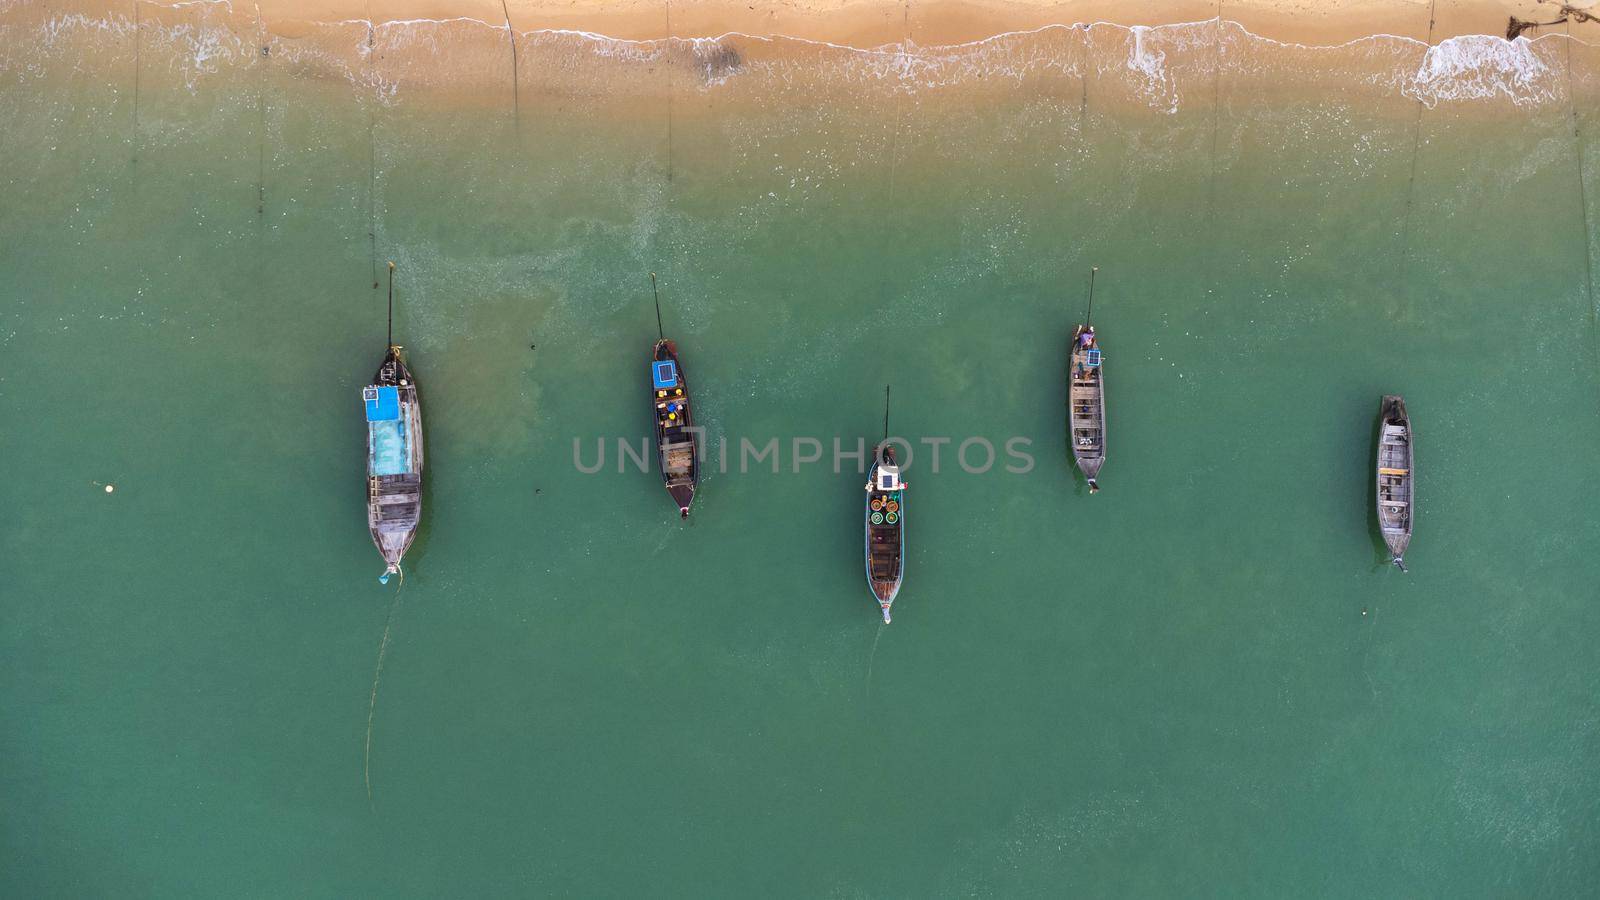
<box><xmin>363</xmin><ymin>263</ymin><xmax>424</xmax><ymax>583</ymax></box>
<box><xmin>1068</xmin><ymin>268</ymin><xmax>1106</xmax><ymax>494</ymax></box>
<box><xmin>648</xmin><ymin>275</ymin><xmax>699</xmax><ymax>518</ymax></box>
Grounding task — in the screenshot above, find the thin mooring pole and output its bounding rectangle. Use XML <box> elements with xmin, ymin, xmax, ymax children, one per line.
<box><xmin>650</xmin><ymin>272</ymin><xmax>664</xmax><ymax>340</ymax></box>
<box><xmin>883</xmin><ymin>385</ymin><xmax>891</xmax><ymax>442</ymax></box>
<box><xmin>1085</xmin><ymin>266</ymin><xmax>1098</xmax><ymax>328</ymax></box>
<box><xmin>386</xmin><ymin>261</ymin><xmax>395</xmax><ymax>347</ymax></box>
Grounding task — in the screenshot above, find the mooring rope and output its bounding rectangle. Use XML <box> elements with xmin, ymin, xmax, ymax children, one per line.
<box><xmin>1078</xmin><ymin>21</ymin><xmax>1089</xmax><ymax>121</ymax></box>
<box><xmin>131</xmin><ymin>0</ymin><xmax>141</xmax><ymax>165</ymax></box>
<box><xmin>864</xmin><ymin>618</ymin><xmax>886</xmax><ymax>701</ymax></box>
<box><xmin>1564</xmin><ymin>21</ymin><xmax>1596</xmax><ymax>313</ymax></box>
<box><xmin>364</xmin><ymin>16</ymin><xmax>378</xmax><ymax>288</ymax></box>
<box><xmin>363</xmin><ymin>570</ymin><xmax>405</xmax><ymax>809</ymax></box>
<box><xmin>884</xmin><ymin>1</ymin><xmax>911</xmax><ymax>211</ymax></box>
<box><xmin>254</xmin><ymin>2</ymin><xmax>267</xmax><ymax>218</ymax></box>
<box><xmin>499</xmin><ymin>0</ymin><xmax>520</xmax><ymax>128</ymax></box>
<box><xmin>664</xmin><ymin>0</ymin><xmax>675</xmax><ymax>182</ymax></box>
<box><xmin>1396</xmin><ymin>0</ymin><xmax>1438</xmax><ymax>284</ymax></box>
<box><xmin>1208</xmin><ymin>4</ymin><xmax>1223</xmax><ymax>203</ymax></box>
<box><xmin>1205</xmin><ymin>4</ymin><xmax>1224</xmax><ymax>308</ymax></box>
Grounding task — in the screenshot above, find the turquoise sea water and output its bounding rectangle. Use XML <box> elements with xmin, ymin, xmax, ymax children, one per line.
<box><xmin>3</xmin><ymin>7</ymin><xmax>1599</xmax><ymax>895</ymax></box>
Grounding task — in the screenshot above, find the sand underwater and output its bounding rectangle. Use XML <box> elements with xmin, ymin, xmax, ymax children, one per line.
<box><xmin>2</xmin><ymin>2</ymin><xmax>1599</xmax><ymax>894</ymax></box>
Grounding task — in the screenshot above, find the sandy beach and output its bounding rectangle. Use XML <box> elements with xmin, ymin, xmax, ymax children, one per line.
<box><xmin>5</xmin><ymin>0</ymin><xmax>1588</xmax><ymax>124</ymax></box>
<box><xmin>24</xmin><ymin>0</ymin><xmax>1598</xmax><ymax>47</ymax></box>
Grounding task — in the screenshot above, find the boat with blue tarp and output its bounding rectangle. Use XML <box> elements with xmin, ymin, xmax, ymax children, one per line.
<box><xmin>651</xmin><ymin>342</ymin><xmax>698</xmax><ymax>517</ymax></box>
<box><xmin>364</xmin><ymin>263</ymin><xmax>423</xmax><ymax>583</ymax></box>
<box><xmin>647</xmin><ymin>274</ymin><xmax>698</xmax><ymax>518</ymax></box>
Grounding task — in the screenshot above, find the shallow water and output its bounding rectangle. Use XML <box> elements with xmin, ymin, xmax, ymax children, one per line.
<box><xmin>2</xmin><ymin>7</ymin><xmax>1599</xmax><ymax>895</ymax></box>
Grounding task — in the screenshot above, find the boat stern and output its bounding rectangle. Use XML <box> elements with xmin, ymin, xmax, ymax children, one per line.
<box><xmin>669</xmin><ymin>483</ymin><xmax>695</xmax><ymax>518</ymax></box>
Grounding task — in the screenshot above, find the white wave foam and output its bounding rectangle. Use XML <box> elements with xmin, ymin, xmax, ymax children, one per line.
<box><xmin>9</xmin><ymin>8</ymin><xmax>1591</xmax><ymax>110</ymax></box>
<box><xmin>1406</xmin><ymin>34</ymin><xmax>1562</xmax><ymax>107</ymax></box>
<box><xmin>1121</xmin><ymin>25</ymin><xmax>1181</xmax><ymax>113</ymax></box>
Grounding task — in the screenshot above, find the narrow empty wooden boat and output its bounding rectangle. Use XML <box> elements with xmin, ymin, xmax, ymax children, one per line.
<box><xmin>1376</xmin><ymin>395</ymin><xmax>1413</xmax><ymax>572</ymax></box>
<box><xmin>1068</xmin><ymin>268</ymin><xmax>1105</xmax><ymax>493</ymax></box>
<box><xmin>649</xmin><ymin>275</ymin><xmax>698</xmax><ymax>518</ymax></box>
<box><xmin>864</xmin><ymin>387</ymin><xmax>904</xmax><ymax>623</ymax></box>
<box><xmin>364</xmin><ymin>263</ymin><xmax>423</xmax><ymax>584</ymax></box>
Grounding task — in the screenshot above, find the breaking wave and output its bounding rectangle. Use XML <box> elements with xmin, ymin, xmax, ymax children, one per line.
<box><xmin>0</xmin><ymin>5</ymin><xmax>1589</xmax><ymax>111</ymax></box>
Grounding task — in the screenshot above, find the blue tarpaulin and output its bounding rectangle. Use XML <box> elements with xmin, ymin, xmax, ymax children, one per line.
<box><xmin>370</xmin><ymin>419</ymin><xmax>408</xmax><ymax>475</ymax></box>
<box><xmin>652</xmin><ymin>360</ymin><xmax>678</xmax><ymax>390</ymax></box>
<box><xmin>364</xmin><ymin>385</ymin><xmax>400</xmax><ymax>421</ymax></box>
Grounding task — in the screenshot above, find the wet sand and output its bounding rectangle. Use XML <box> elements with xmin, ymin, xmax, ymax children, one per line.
<box><xmin>6</xmin><ymin>0</ymin><xmax>1592</xmax><ymax>123</ymax></box>
<box><xmin>25</xmin><ymin>0</ymin><xmax>1592</xmax><ymax>47</ymax></box>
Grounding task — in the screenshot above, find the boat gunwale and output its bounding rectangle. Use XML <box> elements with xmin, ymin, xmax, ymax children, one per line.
<box><xmin>651</xmin><ymin>338</ymin><xmax>699</xmax><ymax>516</ymax></box>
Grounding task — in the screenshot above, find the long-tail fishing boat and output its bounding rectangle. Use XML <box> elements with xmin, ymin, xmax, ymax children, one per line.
<box><xmin>648</xmin><ymin>274</ymin><xmax>698</xmax><ymax>518</ymax></box>
<box><xmin>1068</xmin><ymin>266</ymin><xmax>1106</xmax><ymax>493</ymax></box>
<box><xmin>363</xmin><ymin>262</ymin><xmax>423</xmax><ymax>584</ymax></box>
<box><xmin>1376</xmin><ymin>395</ymin><xmax>1413</xmax><ymax>572</ymax></box>
<box><xmin>864</xmin><ymin>386</ymin><xmax>905</xmax><ymax>623</ymax></box>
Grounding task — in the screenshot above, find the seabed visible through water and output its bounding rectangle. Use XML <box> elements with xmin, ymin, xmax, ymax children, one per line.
<box><xmin>2</xmin><ymin>5</ymin><xmax>1599</xmax><ymax>895</ymax></box>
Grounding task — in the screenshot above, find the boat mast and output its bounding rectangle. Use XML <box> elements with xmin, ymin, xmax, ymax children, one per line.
<box><xmin>1085</xmin><ymin>265</ymin><xmax>1098</xmax><ymax>328</ymax></box>
<box><xmin>650</xmin><ymin>272</ymin><xmax>664</xmax><ymax>341</ymax></box>
<box><xmin>883</xmin><ymin>384</ymin><xmax>890</xmax><ymax>444</ymax></box>
<box><xmin>386</xmin><ymin>260</ymin><xmax>396</xmax><ymax>349</ymax></box>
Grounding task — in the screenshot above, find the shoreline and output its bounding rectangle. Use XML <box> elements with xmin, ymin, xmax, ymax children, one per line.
<box><xmin>17</xmin><ymin>0</ymin><xmax>1597</xmax><ymax>48</ymax></box>
<box><xmin>7</xmin><ymin>0</ymin><xmax>1593</xmax><ymax>120</ymax></box>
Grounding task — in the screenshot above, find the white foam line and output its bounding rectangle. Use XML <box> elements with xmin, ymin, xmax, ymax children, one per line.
<box><xmin>111</xmin><ymin>5</ymin><xmax>1598</xmax><ymax>53</ymax></box>
<box><xmin>327</xmin><ymin>15</ymin><xmax>502</xmax><ymax>31</ymax></box>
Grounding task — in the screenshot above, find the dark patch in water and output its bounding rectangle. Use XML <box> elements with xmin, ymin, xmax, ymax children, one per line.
<box><xmin>695</xmin><ymin>42</ymin><xmax>742</xmax><ymax>84</ymax></box>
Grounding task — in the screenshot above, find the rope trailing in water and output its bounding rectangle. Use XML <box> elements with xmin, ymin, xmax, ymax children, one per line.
<box><xmin>1206</xmin><ymin>3</ymin><xmax>1223</xmax><ymax>272</ymax></box>
<box><xmin>364</xmin><ymin>13</ymin><xmax>379</xmax><ymax>288</ymax></box>
<box><xmin>1563</xmin><ymin>20</ymin><xmax>1596</xmax><ymax>313</ymax></box>
<box><xmin>865</xmin><ymin>618</ymin><xmax>886</xmax><ymax>696</ymax></box>
<box><xmin>1209</xmin><ymin>4</ymin><xmax>1224</xmax><ymax>165</ymax></box>
<box><xmin>1078</xmin><ymin>22</ymin><xmax>1089</xmax><ymax>122</ymax></box>
<box><xmin>1396</xmin><ymin>0</ymin><xmax>1438</xmax><ymax>286</ymax></box>
<box><xmin>499</xmin><ymin>0</ymin><xmax>520</xmax><ymax>128</ymax></box>
<box><xmin>364</xmin><ymin>567</ymin><xmax>404</xmax><ymax>808</ymax></box>
<box><xmin>131</xmin><ymin>0</ymin><xmax>141</xmax><ymax>166</ymax></box>
<box><xmin>254</xmin><ymin>3</ymin><xmax>268</xmax><ymax>219</ymax></box>
<box><xmin>664</xmin><ymin>0</ymin><xmax>675</xmax><ymax>182</ymax></box>
<box><xmin>883</xmin><ymin>1</ymin><xmax>911</xmax><ymax>211</ymax></box>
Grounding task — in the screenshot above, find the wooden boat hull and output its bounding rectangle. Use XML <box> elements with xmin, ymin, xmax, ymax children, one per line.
<box><xmin>1068</xmin><ymin>325</ymin><xmax>1106</xmax><ymax>492</ymax></box>
<box><xmin>651</xmin><ymin>339</ymin><xmax>699</xmax><ymax>518</ymax></box>
<box><xmin>864</xmin><ymin>448</ymin><xmax>905</xmax><ymax>623</ymax></box>
<box><xmin>365</xmin><ymin>346</ymin><xmax>423</xmax><ymax>583</ymax></box>
<box><xmin>1375</xmin><ymin>395</ymin><xmax>1412</xmax><ymax>570</ymax></box>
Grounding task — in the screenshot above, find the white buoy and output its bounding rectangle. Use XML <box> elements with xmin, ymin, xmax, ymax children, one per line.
<box><xmin>104</xmin><ymin>484</ymin><xmax>115</xmax><ymax>493</ymax></box>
